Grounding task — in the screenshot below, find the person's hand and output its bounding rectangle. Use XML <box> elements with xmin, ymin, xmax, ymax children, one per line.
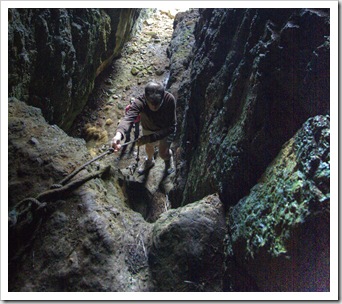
<box><xmin>137</xmin><ymin>135</ymin><xmax>152</xmax><ymax>147</ymax></box>
<box><xmin>111</xmin><ymin>132</ymin><xmax>123</xmax><ymax>152</ymax></box>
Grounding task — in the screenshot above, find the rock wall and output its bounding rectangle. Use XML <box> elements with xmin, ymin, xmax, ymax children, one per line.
<box><xmin>149</xmin><ymin>194</ymin><xmax>226</xmax><ymax>291</ymax></box>
<box><xmin>8</xmin><ymin>99</ymin><xmax>153</xmax><ymax>292</ymax></box>
<box><xmin>8</xmin><ymin>100</ymin><xmax>227</xmax><ymax>292</ymax></box>
<box><xmin>226</xmin><ymin>115</ymin><xmax>330</xmax><ymax>291</ymax></box>
<box><xmin>166</xmin><ymin>9</ymin><xmax>199</xmax><ymax>206</ymax></box>
<box><xmin>167</xmin><ymin>7</ymin><xmax>330</xmax><ymax>292</ymax></box>
<box><xmin>168</xmin><ymin>8</ymin><xmax>330</xmax><ymax>207</ymax></box>
<box><xmin>8</xmin><ymin>8</ymin><xmax>142</xmax><ymax>131</ymax></box>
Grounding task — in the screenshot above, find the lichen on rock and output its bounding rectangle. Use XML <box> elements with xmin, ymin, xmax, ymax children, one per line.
<box><xmin>226</xmin><ymin>115</ymin><xmax>330</xmax><ymax>291</ymax></box>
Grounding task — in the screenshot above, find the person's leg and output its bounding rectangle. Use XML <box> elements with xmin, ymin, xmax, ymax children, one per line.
<box><xmin>159</xmin><ymin>138</ymin><xmax>171</xmax><ymax>160</ymax></box>
<box><xmin>125</xmin><ymin>132</ymin><xmax>131</xmax><ymax>143</ymax></box>
<box><xmin>134</xmin><ymin>122</ymin><xmax>140</xmax><ymax>140</ymax></box>
<box><xmin>145</xmin><ymin>142</ymin><xmax>155</xmax><ymax>161</ymax></box>
<box><xmin>159</xmin><ymin>138</ymin><xmax>174</xmax><ymax>174</ymax></box>
<box><xmin>138</xmin><ymin>128</ymin><xmax>156</xmax><ymax>174</ymax></box>
<box><xmin>129</xmin><ymin>123</ymin><xmax>139</xmax><ymax>154</ymax></box>
<box><xmin>125</xmin><ymin>124</ymin><xmax>132</xmax><ymax>142</ymax></box>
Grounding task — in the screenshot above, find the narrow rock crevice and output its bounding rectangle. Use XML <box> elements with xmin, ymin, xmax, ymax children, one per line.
<box><xmin>7</xmin><ymin>7</ymin><xmax>331</xmax><ymax>293</ymax></box>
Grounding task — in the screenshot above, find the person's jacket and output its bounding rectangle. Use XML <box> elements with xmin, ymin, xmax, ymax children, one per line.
<box><xmin>117</xmin><ymin>91</ymin><xmax>176</xmax><ymax>143</ymax></box>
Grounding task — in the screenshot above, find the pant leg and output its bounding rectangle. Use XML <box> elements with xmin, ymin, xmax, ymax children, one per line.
<box><xmin>158</xmin><ymin>137</ymin><xmax>172</xmax><ymax>160</ymax></box>
<box><xmin>134</xmin><ymin>122</ymin><xmax>140</xmax><ymax>140</ymax></box>
<box><xmin>125</xmin><ymin>124</ymin><xmax>133</xmax><ymax>142</ymax></box>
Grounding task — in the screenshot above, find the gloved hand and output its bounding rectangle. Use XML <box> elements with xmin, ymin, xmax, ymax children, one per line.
<box><xmin>137</xmin><ymin>135</ymin><xmax>152</xmax><ymax>146</ymax></box>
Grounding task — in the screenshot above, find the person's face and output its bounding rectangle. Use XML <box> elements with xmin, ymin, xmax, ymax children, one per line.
<box><xmin>146</xmin><ymin>97</ymin><xmax>162</xmax><ymax>112</ymax></box>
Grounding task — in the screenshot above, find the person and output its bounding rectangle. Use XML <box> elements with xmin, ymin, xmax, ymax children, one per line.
<box><xmin>111</xmin><ymin>81</ymin><xmax>176</xmax><ymax>175</ymax></box>
<box><xmin>119</xmin><ymin>99</ymin><xmax>141</xmax><ymax>157</ymax></box>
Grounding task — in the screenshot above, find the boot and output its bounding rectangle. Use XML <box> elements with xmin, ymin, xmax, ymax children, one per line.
<box><xmin>137</xmin><ymin>158</ymin><xmax>155</xmax><ymax>175</ymax></box>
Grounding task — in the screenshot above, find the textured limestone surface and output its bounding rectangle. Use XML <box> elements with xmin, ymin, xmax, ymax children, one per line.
<box><xmin>9</xmin><ymin>8</ymin><xmax>142</xmax><ymax>131</ymax></box>
<box><xmin>226</xmin><ymin>115</ymin><xmax>330</xmax><ymax>291</ymax></box>
<box><xmin>167</xmin><ymin>8</ymin><xmax>329</xmax><ymax>207</ymax></box>
<box><xmin>149</xmin><ymin>194</ymin><xmax>226</xmax><ymax>291</ymax></box>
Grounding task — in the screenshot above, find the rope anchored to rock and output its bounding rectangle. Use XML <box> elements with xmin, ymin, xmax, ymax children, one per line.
<box><xmin>56</xmin><ymin>148</ymin><xmax>114</xmax><ymax>187</ymax></box>
<box><xmin>8</xmin><ymin>139</ymin><xmax>142</xmax><ymax>265</ymax></box>
<box><xmin>9</xmin><ymin>164</ymin><xmax>111</xmax><ymax>231</ymax></box>
<box><xmin>9</xmin><ymin>139</ymin><xmax>140</xmax><ymax>229</ymax></box>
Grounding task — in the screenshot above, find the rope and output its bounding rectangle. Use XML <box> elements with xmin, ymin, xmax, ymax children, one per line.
<box><xmin>58</xmin><ymin>148</ymin><xmax>114</xmax><ymax>186</ymax></box>
<box><xmin>9</xmin><ymin>140</ymin><xmax>139</xmax><ymax>264</ymax></box>
<box><xmin>58</xmin><ymin>138</ymin><xmax>138</xmax><ymax>186</ymax></box>
<box><xmin>136</xmin><ymin>145</ymin><xmax>140</xmax><ymax>163</ymax></box>
<box><xmin>9</xmin><ymin>139</ymin><xmax>140</xmax><ymax>231</ymax></box>
<box><xmin>9</xmin><ymin>147</ymin><xmax>116</xmax><ymax>229</ymax></box>
<box><xmin>38</xmin><ymin>165</ymin><xmax>111</xmax><ymax>202</ymax></box>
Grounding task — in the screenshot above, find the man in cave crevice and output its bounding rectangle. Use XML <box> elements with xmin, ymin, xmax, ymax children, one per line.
<box><xmin>111</xmin><ymin>81</ymin><xmax>177</xmax><ymax>175</ymax></box>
